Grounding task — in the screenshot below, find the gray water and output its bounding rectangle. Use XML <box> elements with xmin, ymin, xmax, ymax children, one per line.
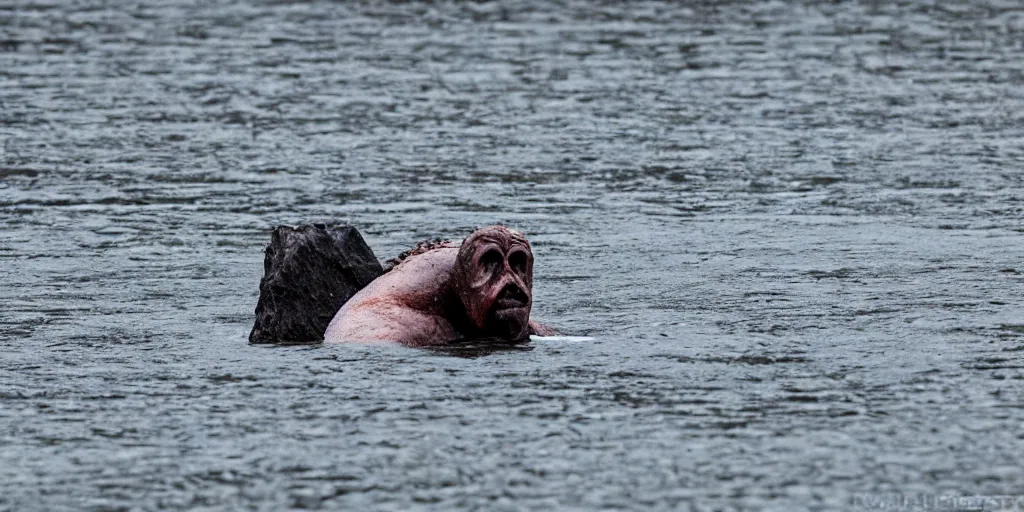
<box><xmin>2</xmin><ymin>1</ymin><xmax>1023</xmax><ymax>510</ymax></box>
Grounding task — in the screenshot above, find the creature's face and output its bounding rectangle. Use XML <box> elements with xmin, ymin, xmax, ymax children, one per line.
<box><xmin>455</xmin><ymin>226</ymin><xmax>534</xmax><ymax>340</ymax></box>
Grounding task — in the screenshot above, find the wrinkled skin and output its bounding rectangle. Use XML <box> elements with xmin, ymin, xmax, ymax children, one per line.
<box><xmin>324</xmin><ymin>226</ymin><xmax>554</xmax><ymax>346</ymax></box>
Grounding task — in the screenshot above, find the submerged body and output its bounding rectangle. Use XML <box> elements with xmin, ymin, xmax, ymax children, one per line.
<box><xmin>324</xmin><ymin>226</ymin><xmax>552</xmax><ymax>346</ymax></box>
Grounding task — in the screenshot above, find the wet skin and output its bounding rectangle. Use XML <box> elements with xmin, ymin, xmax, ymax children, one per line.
<box><xmin>324</xmin><ymin>226</ymin><xmax>553</xmax><ymax>346</ymax></box>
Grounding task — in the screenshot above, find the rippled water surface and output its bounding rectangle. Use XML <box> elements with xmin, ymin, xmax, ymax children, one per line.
<box><xmin>2</xmin><ymin>1</ymin><xmax>1024</xmax><ymax>510</ymax></box>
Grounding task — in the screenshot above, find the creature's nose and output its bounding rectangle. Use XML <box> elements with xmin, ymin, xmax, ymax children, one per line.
<box><xmin>496</xmin><ymin>282</ymin><xmax>529</xmax><ymax>307</ymax></box>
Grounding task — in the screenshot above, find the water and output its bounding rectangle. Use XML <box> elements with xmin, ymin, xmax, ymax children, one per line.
<box><xmin>2</xmin><ymin>1</ymin><xmax>1023</xmax><ymax>510</ymax></box>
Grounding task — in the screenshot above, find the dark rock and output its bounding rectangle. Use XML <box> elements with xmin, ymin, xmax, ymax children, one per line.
<box><xmin>249</xmin><ymin>224</ymin><xmax>383</xmax><ymax>344</ymax></box>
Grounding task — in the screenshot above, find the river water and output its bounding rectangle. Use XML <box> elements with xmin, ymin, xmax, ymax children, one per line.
<box><xmin>2</xmin><ymin>1</ymin><xmax>1023</xmax><ymax>510</ymax></box>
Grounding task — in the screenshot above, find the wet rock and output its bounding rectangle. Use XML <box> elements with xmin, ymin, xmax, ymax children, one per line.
<box><xmin>249</xmin><ymin>224</ymin><xmax>383</xmax><ymax>344</ymax></box>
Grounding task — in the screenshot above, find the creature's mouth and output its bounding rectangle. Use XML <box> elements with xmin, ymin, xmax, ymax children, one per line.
<box><xmin>493</xmin><ymin>284</ymin><xmax>529</xmax><ymax>311</ymax></box>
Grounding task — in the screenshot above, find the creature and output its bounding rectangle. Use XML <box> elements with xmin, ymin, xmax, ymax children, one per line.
<box><xmin>324</xmin><ymin>226</ymin><xmax>553</xmax><ymax>345</ymax></box>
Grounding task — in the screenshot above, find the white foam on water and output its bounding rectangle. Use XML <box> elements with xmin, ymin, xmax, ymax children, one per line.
<box><xmin>530</xmin><ymin>335</ymin><xmax>595</xmax><ymax>342</ymax></box>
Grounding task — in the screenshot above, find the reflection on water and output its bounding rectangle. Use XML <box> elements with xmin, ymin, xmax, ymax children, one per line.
<box><xmin>2</xmin><ymin>1</ymin><xmax>1023</xmax><ymax>510</ymax></box>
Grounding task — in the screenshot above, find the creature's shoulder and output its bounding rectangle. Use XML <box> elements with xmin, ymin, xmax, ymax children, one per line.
<box><xmin>384</xmin><ymin>238</ymin><xmax>459</xmax><ymax>272</ymax></box>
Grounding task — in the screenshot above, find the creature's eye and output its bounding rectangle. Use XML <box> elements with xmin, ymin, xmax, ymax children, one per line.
<box><xmin>479</xmin><ymin>250</ymin><xmax>502</xmax><ymax>273</ymax></box>
<box><xmin>508</xmin><ymin>250</ymin><xmax>528</xmax><ymax>274</ymax></box>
